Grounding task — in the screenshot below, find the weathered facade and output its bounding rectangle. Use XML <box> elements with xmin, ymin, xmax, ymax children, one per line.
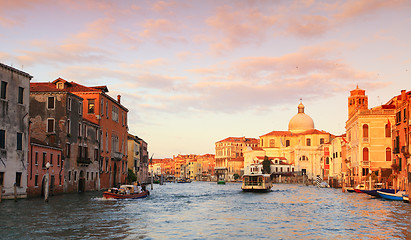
<box><xmin>30</xmin><ymin>81</ymin><xmax>100</xmax><ymax>193</ymax></box>
<box><xmin>0</xmin><ymin>63</ymin><xmax>32</xmax><ymax>199</ymax></box>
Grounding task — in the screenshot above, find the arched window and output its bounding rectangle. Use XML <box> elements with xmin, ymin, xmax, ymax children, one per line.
<box><xmin>286</xmin><ymin>140</ymin><xmax>290</xmax><ymax>147</ymax></box>
<box><xmin>320</xmin><ymin>138</ymin><xmax>324</xmax><ymax>144</ymax></box>
<box><xmin>306</xmin><ymin>138</ymin><xmax>311</xmax><ymax>146</ymax></box>
<box><xmin>326</xmin><ymin>157</ymin><xmax>329</xmax><ymax>165</ymax></box>
<box><xmin>385</xmin><ymin>124</ymin><xmax>391</xmax><ymax>138</ymax></box>
<box><xmin>386</xmin><ymin>148</ymin><xmax>391</xmax><ymax>162</ymax></box>
<box><xmin>363</xmin><ymin>124</ymin><xmax>369</xmax><ymax>138</ymax></box>
<box><xmin>363</xmin><ymin>148</ymin><xmax>369</xmax><ymax>162</ymax></box>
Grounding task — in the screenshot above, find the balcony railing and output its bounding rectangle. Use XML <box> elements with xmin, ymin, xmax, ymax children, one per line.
<box><xmin>77</xmin><ymin>157</ymin><xmax>92</xmax><ymax>165</ymax></box>
<box><xmin>111</xmin><ymin>151</ymin><xmax>123</xmax><ymax>161</ymax></box>
<box><xmin>362</xmin><ymin>161</ymin><xmax>370</xmax><ymax>166</ymax></box>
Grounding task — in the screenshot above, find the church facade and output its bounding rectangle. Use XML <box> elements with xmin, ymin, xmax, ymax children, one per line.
<box><xmin>244</xmin><ymin>102</ymin><xmax>335</xmax><ymax>180</ymax></box>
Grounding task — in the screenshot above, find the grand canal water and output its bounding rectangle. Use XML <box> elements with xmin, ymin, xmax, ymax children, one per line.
<box><xmin>0</xmin><ymin>182</ymin><xmax>410</xmax><ymax>239</ymax></box>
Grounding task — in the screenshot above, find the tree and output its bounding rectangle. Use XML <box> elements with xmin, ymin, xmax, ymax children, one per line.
<box><xmin>233</xmin><ymin>173</ymin><xmax>240</xmax><ymax>180</ymax></box>
<box><xmin>262</xmin><ymin>156</ymin><xmax>271</xmax><ymax>174</ymax></box>
<box><xmin>127</xmin><ymin>168</ymin><xmax>137</xmax><ymax>184</ymax></box>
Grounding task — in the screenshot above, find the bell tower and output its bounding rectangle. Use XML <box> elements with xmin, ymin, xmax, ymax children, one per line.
<box><xmin>348</xmin><ymin>85</ymin><xmax>368</xmax><ymax>118</ymax></box>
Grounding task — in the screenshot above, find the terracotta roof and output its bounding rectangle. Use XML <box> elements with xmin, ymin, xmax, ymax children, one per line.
<box><xmin>216</xmin><ymin>137</ymin><xmax>258</xmax><ymax>143</ymax></box>
<box><xmin>260</xmin><ymin>129</ymin><xmax>331</xmax><ymax>137</ymax></box>
<box><xmin>251</xmin><ymin>147</ymin><xmax>264</xmax><ymax>151</ymax></box>
<box><xmin>256</xmin><ymin>156</ymin><xmax>287</xmax><ymax>160</ymax></box>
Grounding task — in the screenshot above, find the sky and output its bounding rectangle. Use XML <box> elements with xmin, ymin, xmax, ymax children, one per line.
<box><xmin>1</xmin><ymin>0</ymin><xmax>410</xmax><ymax>158</ymax></box>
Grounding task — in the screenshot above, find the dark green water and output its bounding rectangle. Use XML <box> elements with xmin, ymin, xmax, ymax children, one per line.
<box><xmin>0</xmin><ymin>182</ymin><xmax>410</xmax><ymax>239</ymax></box>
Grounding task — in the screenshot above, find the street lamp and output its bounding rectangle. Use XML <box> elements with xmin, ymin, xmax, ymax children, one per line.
<box><xmin>45</xmin><ymin>162</ymin><xmax>50</xmax><ymax>202</ymax></box>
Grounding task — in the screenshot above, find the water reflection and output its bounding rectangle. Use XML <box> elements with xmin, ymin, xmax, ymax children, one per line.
<box><xmin>0</xmin><ymin>182</ymin><xmax>410</xmax><ymax>239</ymax></box>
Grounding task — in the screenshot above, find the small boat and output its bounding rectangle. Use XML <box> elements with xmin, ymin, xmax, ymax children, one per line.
<box><xmin>360</xmin><ymin>189</ymin><xmax>396</xmax><ymax>198</ymax></box>
<box><xmin>403</xmin><ymin>194</ymin><xmax>409</xmax><ymax>203</ymax></box>
<box><xmin>217</xmin><ymin>180</ymin><xmax>226</xmax><ymax>185</ymax></box>
<box><xmin>177</xmin><ymin>178</ymin><xmax>191</xmax><ymax>183</ymax></box>
<box><xmin>241</xmin><ymin>174</ymin><xmax>272</xmax><ymax>192</ymax></box>
<box><xmin>377</xmin><ymin>190</ymin><xmax>406</xmax><ymax>201</ymax></box>
<box><xmin>103</xmin><ymin>185</ymin><xmax>150</xmax><ymax>199</ymax></box>
<box><xmin>346</xmin><ymin>187</ymin><xmax>355</xmax><ymax>193</ymax></box>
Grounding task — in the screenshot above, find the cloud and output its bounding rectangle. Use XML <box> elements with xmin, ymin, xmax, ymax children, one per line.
<box><xmin>206</xmin><ymin>5</ymin><xmax>276</xmax><ymax>53</ymax></box>
<box><xmin>139</xmin><ymin>18</ymin><xmax>179</xmax><ymax>38</ymax></box>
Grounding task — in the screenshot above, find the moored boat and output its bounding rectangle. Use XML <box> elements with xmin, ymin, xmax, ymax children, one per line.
<box><xmin>377</xmin><ymin>190</ymin><xmax>406</xmax><ymax>201</ymax></box>
<box><xmin>403</xmin><ymin>194</ymin><xmax>409</xmax><ymax>203</ymax></box>
<box><xmin>360</xmin><ymin>188</ymin><xmax>396</xmax><ymax>198</ymax></box>
<box><xmin>241</xmin><ymin>174</ymin><xmax>272</xmax><ymax>192</ymax></box>
<box><xmin>217</xmin><ymin>180</ymin><xmax>226</xmax><ymax>185</ymax></box>
<box><xmin>103</xmin><ymin>185</ymin><xmax>150</xmax><ymax>199</ymax></box>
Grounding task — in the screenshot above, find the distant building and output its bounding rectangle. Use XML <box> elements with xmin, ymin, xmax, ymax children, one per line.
<box><xmin>0</xmin><ymin>63</ymin><xmax>32</xmax><ymax>199</ymax></box>
<box><xmin>215</xmin><ymin>137</ymin><xmax>258</xmax><ymax>181</ymax></box>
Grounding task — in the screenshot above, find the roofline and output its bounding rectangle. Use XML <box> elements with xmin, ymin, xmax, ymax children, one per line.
<box><xmin>0</xmin><ymin>62</ymin><xmax>33</xmax><ymax>79</ymax></box>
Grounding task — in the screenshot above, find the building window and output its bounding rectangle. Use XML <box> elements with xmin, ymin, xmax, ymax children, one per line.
<box><xmin>68</xmin><ymin>97</ymin><xmax>72</xmax><ymax>111</ymax></box>
<box><xmin>67</xmin><ymin>119</ymin><xmax>71</xmax><ymax>134</ymax></box>
<box><xmin>101</xmin><ymin>99</ymin><xmax>104</xmax><ymax>116</ymax></box>
<box><xmin>106</xmin><ymin>101</ymin><xmax>108</xmax><ymax>118</ymax></box>
<box><xmin>34</xmin><ymin>174</ymin><xmax>38</xmax><ymax>186</ymax></box>
<box><xmin>363</xmin><ymin>148</ymin><xmax>369</xmax><ymax>162</ymax></box>
<box><xmin>363</xmin><ymin>124</ymin><xmax>369</xmax><ymax>138</ymax></box>
<box><xmin>15</xmin><ymin>172</ymin><xmax>22</xmax><ymax>187</ymax></box>
<box><xmin>0</xmin><ymin>81</ymin><xmax>7</xmax><ymax>99</ymax></box>
<box><xmin>47</xmin><ymin>118</ymin><xmax>55</xmax><ymax>133</ymax></box>
<box><xmin>320</xmin><ymin>138</ymin><xmax>324</xmax><ymax>144</ymax></box>
<box><xmin>50</xmin><ymin>153</ymin><xmax>53</xmax><ymax>165</ymax></box>
<box><xmin>0</xmin><ymin>172</ymin><xmax>4</xmax><ymax>186</ymax></box>
<box><xmin>74</xmin><ymin>171</ymin><xmax>77</xmax><ymax>181</ymax></box>
<box><xmin>78</xmin><ymin>123</ymin><xmax>82</xmax><ymax>137</ymax></box>
<box><xmin>325</xmin><ymin>157</ymin><xmax>329</xmax><ymax>165</ymax></box>
<box><xmin>57</xmin><ymin>154</ymin><xmax>60</xmax><ymax>166</ymax></box>
<box><xmin>18</xmin><ymin>87</ymin><xmax>24</xmax><ymax>104</ymax></box>
<box><xmin>79</xmin><ymin>102</ymin><xmax>82</xmax><ymax>115</ymax></box>
<box><xmin>0</xmin><ymin>129</ymin><xmax>5</xmax><ymax>149</ymax></box>
<box><xmin>386</xmin><ymin>148</ymin><xmax>392</xmax><ymax>162</ymax></box>
<box><xmin>88</xmin><ymin>99</ymin><xmax>95</xmax><ymax>114</ymax></box>
<box><xmin>17</xmin><ymin>132</ymin><xmax>22</xmax><ymax>150</ymax></box>
<box><xmin>306</xmin><ymin>138</ymin><xmax>311</xmax><ymax>146</ymax></box>
<box><xmin>47</xmin><ymin>96</ymin><xmax>55</xmax><ymax>109</ymax></box>
<box><xmin>68</xmin><ymin>171</ymin><xmax>71</xmax><ymax>181</ymax></box>
<box><xmin>112</xmin><ymin>105</ymin><xmax>119</xmax><ymax>122</ymax></box>
<box><xmin>66</xmin><ymin>143</ymin><xmax>71</xmax><ymax>157</ymax></box>
<box><xmin>35</xmin><ymin>152</ymin><xmax>38</xmax><ymax>165</ymax></box>
<box><xmin>94</xmin><ymin>149</ymin><xmax>98</xmax><ymax>161</ymax></box>
<box><xmin>404</xmin><ymin>109</ymin><xmax>407</xmax><ymax>121</ymax></box>
<box><xmin>42</xmin><ymin>152</ymin><xmax>46</xmax><ymax>168</ymax></box>
<box><xmin>385</xmin><ymin>124</ymin><xmax>391</xmax><ymax>138</ymax></box>
<box><xmin>105</xmin><ymin>157</ymin><xmax>109</xmax><ymax>172</ymax></box>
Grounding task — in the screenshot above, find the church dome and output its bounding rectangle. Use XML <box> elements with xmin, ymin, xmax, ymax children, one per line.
<box><xmin>288</xmin><ymin>102</ymin><xmax>314</xmax><ymax>133</ymax></box>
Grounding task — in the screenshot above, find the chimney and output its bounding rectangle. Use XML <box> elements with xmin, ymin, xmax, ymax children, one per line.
<box><xmin>117</xmin><ymin>95</ymin><xmax>121</xmax><ymax>104</ymax></box>
<box><xmin>401</xmin><ymin>90</ymin><xmax>406</xmax><ymax>101</ymax></box>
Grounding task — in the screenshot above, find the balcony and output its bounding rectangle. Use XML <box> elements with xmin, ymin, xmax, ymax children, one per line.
<box><xmin>362</xmin><ymin>137</ymin><xmax>368</xmax><ymax>143</ymax></box>
<box><xmin>77</xmin><ymin>157</ymin><xmax>92</xmax><ymax>165</ymax></box>
<box><xmin>111</xmin><ymin>151</ymin><xmax>123</xmax><ymax>161</ymax></box>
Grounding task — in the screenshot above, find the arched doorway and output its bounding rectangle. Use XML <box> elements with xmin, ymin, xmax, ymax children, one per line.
<box><xmin>78</xmin><ymin>170</ymin><xmax>85</xmax><ymax>192</ymax></box>
<box><xmin>113</xmin><ymin>163</ymin><xmax>117</xmax><ymax>187</ymax></box>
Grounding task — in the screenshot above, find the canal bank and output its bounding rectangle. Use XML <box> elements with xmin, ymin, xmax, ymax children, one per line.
<box><xmin>0</xmin><ymin>182</ymin><xmax>410</xmax><ymax>239</ymax></box>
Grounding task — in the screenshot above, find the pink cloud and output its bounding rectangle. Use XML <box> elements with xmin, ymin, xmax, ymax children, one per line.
<box><xmin>206</xmin><ymin>5</ymin><xmax>276</xmax><ymax>53</ymax></box>
<box><xmin>139</xmin><ymin>18</ymin><xmax>179</xmax><ymax>37</ymax></box>
<box><xmin>334</xmin><ymin>0</ymin><xmax>409</xmax><ymax>20</ymax></box>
